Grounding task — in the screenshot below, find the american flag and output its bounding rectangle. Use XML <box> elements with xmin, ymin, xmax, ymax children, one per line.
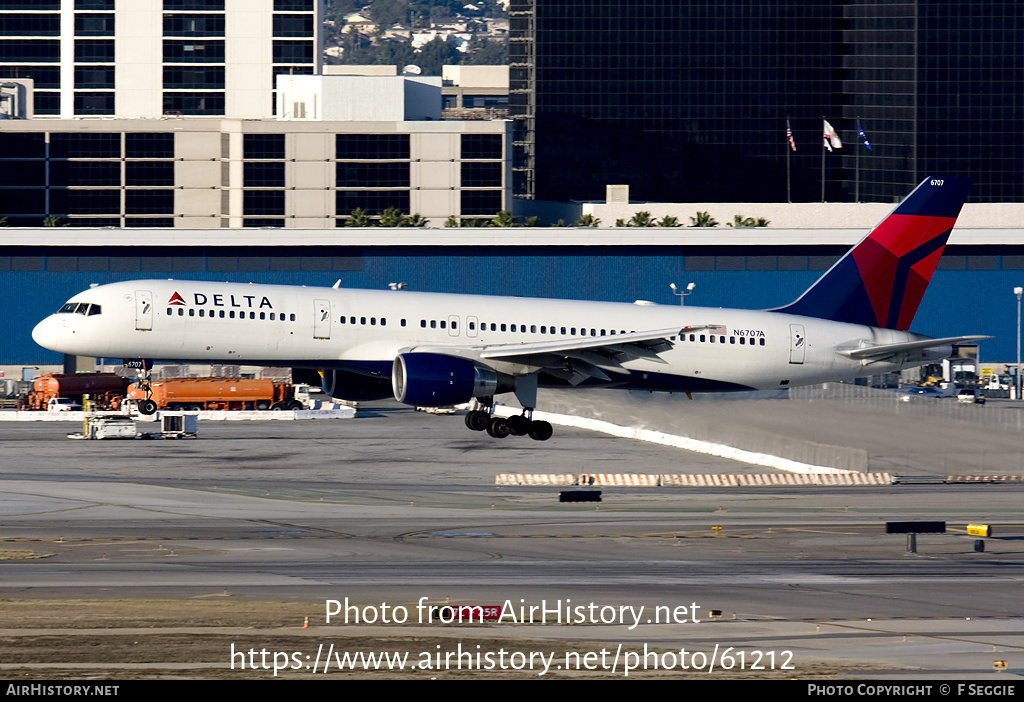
<box><xmin>786</xmin><ymin>120</ymin><xmax>796</xmax><ymax>152</ymax></box>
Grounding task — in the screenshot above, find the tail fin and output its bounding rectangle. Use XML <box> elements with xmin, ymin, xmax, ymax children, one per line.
<box><xmin>776</xmin><ymin>176</ymin><xmax>972</xmax><ymax>330</ymax></box>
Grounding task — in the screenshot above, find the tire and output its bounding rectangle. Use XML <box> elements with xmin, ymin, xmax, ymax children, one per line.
<box><xmin>287</xmin><ymin>400</ymin><xmax>303</xmax><ymax>410</ymax></box>
<box><xmin>528</xmin><ymin>420</ymin><xmax>553</xmax><ymax>441</ymax></box>
<box><xmin>506</xmin><ymin>415</ymin><xmax>530</xmax><ymax>436</ymax></box>
<box><xmin>139</xmin><ymin>399</ymin><xmax>157</xmax><ymax>415</ymax></box>
<box><xmin>465</xmin><ymin>410</ymin><xmax>489</xmax><ymax>431</ymax></box>
<box><xmin>486</xmin><ymin>416</ymin><xmax>510</xmax><ymax>438</ymax></box>
<box><xmin>271</xmin><ymin>403</ymin><xmax>285</xmax><ymax>411</ymax></box>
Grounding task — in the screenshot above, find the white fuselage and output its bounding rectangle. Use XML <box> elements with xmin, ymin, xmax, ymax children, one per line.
<box><xmin>32</xmin><ymin>280</ymin><xmax>944</xmax><ymax>396</ymax></box>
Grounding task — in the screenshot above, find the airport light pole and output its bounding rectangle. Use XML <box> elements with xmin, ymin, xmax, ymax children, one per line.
<box><xmin>1015</xmin><ymin>287</ymin><xmax>1022</xmax><ymax>400</ymax></box>
<box><xmin>670</xmin><ymin>282</ymin><xmax>696</xmax><ymax>306</ymax></box>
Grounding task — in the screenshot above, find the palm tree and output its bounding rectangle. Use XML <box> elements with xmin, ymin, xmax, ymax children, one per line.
<box><xmin>344</xmin><ymin>208</ymin><xmax>371</xmax><ymax>227</ymax></box>
<box><xmin>627</xmin><ymin>211</ymin><xmax>656</xmax><ymax>227</ymax></box>
<box><xmin>378</xmin><ymin>207</ymin><xmax>406</xmax><ymax>227</ymax></box>
<box><xmin>490</xmin><ymin>210</ymin><xmax>517</xmax><ymax>227</ymax></box>
<box><xmin>575</xmin><ymin>213</ymin><xmax>600</xmax><ymax>227</ymax></box>
<box><xmin>689</xmin><ymin>211</ymin><xmax>719</xmax><ymax>227</ymax></box>
<box><xmin>726</xmin><ymin>215</ymin><xmax>771</xmax><ymax>228</ymax></box>
<box><xmin>444</xmin><ymin>215</ymin><xmax>459</xmax><ymax>228</ymax></box>
<box><xmin>656</xmin><ymin>215</ymin><xmax>681</xmax><ymax>227</ymax></box>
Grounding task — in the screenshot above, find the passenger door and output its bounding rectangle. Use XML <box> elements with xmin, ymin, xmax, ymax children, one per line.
<box><xmin>135</xmin><ymin>290</ymin><xmax>153</xmax><ymax>331</ymax></box>
<box><xmin>314</xmin><ymin>299</ymin><xmax>331</xmax><ymax>339</ymax></box>
<box><xmin>789</xmin><ymin>324</ymin><xmax>805</xmax><ymax>364</ymax></box>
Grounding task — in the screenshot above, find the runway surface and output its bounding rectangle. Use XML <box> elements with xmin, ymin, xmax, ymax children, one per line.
<box><xmin>1</xmin><ymin>394</ymin><xmax>1023</xmax><ymax>679</ymax></box>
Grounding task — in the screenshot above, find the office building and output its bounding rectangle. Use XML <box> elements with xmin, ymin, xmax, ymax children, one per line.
<box><xmin>0</xmin><ymin>118</ymin><xmax>511</xmax><ymax>227</ymax></box>
<box><xmin>0</xmin><ymin>0</ymin><xmax>321</xmax><ymax>119</ymax></box>
<box><xmin>509</xmin><ymin>1</ymin><xmax>1024</xmax><ymax>203</ymax></box>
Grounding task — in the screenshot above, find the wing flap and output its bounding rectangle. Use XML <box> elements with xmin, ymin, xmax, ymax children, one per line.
<box><xmin>839</xmin><ymin>335</ymin><xmax>991</xmax><ymax>359</ymax></box>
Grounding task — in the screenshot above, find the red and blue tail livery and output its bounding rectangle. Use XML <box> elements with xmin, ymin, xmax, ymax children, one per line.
<box><xmin>777</xmin><ymin>177</ymin><xmax>972</xmax><ymax>330</ymax></box>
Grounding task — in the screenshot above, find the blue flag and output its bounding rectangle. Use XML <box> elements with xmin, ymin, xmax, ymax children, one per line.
<box><xmin>858</xmin><ymin>122</ymin><xmax>872</xmax><ymax>150</ymax></box>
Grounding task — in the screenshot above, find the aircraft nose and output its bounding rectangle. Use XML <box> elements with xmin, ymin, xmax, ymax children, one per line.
<box><xmin>31</xmin><ymin>316</ymin><xmax>61</xmax><ymax>351</ymax></box>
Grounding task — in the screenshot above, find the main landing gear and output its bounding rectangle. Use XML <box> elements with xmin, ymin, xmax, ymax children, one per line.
<box><xmin>464</xmin><ymin>406</ymin><xmax>553</xmax><ymax>441</ymax></box>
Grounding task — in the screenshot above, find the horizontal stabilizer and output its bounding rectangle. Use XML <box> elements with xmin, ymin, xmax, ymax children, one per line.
<box><xmin>839</xmin><ymin>335</ymin><xmax>991</xmax><ymax>359</ymax></box>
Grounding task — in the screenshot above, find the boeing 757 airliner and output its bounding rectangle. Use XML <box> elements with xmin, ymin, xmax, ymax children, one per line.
<box><xmin>32</xmin><ymin>176</ymin><xmax>985</xmax><ymax>441</ymax></box>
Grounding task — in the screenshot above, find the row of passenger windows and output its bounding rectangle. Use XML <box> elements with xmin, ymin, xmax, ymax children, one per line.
<box><xmin>167</xmin><ymin>307</ymin><xmax>295</xmax><ymax>321</ymax></box>
<box><xmin>682</xmin><ymin>333</ymin><xmax>767</xmax><ymax>346</ymax></box>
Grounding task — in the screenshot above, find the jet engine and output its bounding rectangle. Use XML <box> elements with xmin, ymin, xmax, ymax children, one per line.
<box><xmin>392</xmin><ymin>352</ymin><xmax>508</xmax><ymax>407</ymax></box>
<box><xmin>320</xmin><ymin>368</ymin><xmax>393</xmax><ymax>401</ymax></box>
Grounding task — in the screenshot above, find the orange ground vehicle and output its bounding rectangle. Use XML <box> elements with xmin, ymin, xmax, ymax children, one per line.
<box><xmin>124</xmin><ymin>378</ymin><xmax>308</xmax><ymax>411</ymax></box>
<box><xmin>26</xmin><ymin>373</ymin><xmax>130</xmax><ymax>411</ymax></box>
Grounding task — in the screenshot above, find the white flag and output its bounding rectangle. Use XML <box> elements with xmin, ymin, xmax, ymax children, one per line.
<box><xmin>823</xmin><ymin>120</ymin><xmax>843</xmax><ymax>152</ymax></box>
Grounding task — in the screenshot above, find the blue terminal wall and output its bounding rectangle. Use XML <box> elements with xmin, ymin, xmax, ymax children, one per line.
<box><xmin>5</xmin><ymin>244</ymin><xmax>1022</xmax><ymax>365</ymax></box>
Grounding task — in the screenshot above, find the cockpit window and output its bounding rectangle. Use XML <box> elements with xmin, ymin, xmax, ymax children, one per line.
<box><xmin>57</xmin><ymin>302</ymin><xmax>100</xmax><ymax>315</ymax></box>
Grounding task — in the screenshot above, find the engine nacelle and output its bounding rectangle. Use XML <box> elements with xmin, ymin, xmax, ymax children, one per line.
<box><xmin>392</xmin><ymin>353</ymin><xmax>500</xmax><ymax>407</ymax></box>
<box><xmin>321</xmin><ymin>368</ymin><xmax>393</xmax><ymax>401</ymax></box>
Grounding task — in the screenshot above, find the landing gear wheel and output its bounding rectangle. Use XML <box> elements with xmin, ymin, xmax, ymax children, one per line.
<box><xmin>486</xmin><ymin>416</ymin><xmax>510</xmax><ymax>438</ymax></box>
<box><xmin>465</xmin><ymin>410</ymin><xmax>489</xmax><ymax>431</ymax></box>
<box><xmin>528</xmin><ymin>420</ymin><xmax>553</xmax><ymax>441</ymax></box>
<box><xmin>506</xmin><ymin>414</ymin><xmax>530</xmax><ymax>436</ymax></box>
<box><xmin>139</xmin><ymin>399</ymin><xmax>157</xmax><ymax>415</ymax></box>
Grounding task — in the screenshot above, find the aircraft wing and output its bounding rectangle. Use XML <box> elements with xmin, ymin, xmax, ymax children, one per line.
<box><xmin>838</xmin><ymin>335</ymin><xmax>992</xmax><ymax>360</ymax></box>
<box><xmin>472</xmin><ymin>326</ymin><xmax>687</xmax><ymax>385</ymax></box>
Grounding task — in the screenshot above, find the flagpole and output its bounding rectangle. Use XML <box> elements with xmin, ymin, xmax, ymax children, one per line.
<box><xmin>856</xmin><ymin>115</ymin><xmax>860</xmax><ymax>203</ymax></box>
<box><xmin>786</xmin><ymin>117</ymin><xmax>792</xmax><ymax>203</ymax></box>
<box><xmin>821</xmin><ymin>116</ymin><xmax>826</xmax><ymax>203</ymax></box>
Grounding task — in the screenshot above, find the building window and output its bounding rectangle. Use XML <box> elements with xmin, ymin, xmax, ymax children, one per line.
<box><xmin>163</xmin><ymin>66</ymin><xmax>225</xmax><ymax>89</ymax></box>
<box><xmin>0</xmin><ymin>65</ymin><xmax>59</xmax><ymax>88</ymax></box>
<box><xmin>273</xmin><ymin>40</ymin><xmax>313</xmax><ymax>63</ymax></box>
<box><xmin>335</xmin><ymin>190</ymin><xmax>410</xmax><ymax>214</ymax></box>
<box><xmin>50</xmin><ymin>133</ymin><xmax>120</xmax><ymax>159</ymax></box>
<box><xmin>244</xmin><ymin>134</ymin><xmax>285</xmax><ymax>160</ymax></box>
<box><xmin>49</xmin><ymin>161</ymin><xmax>120</xmax><ymax>187</ymax></box>
<box><xmin>163</xmin><ymin>14</ymin><xmax>225</xmax><ymax>38</ymax></box>
<box><xmin>274</xmin><ymin>0</ymin><xmax>313</xmax><ymax>10</ymax></box>
<box><xmin>163</xmin><ymin>92</ymin><xmax>224</xmax><ymax>115</ymax></box>
<box><xmin>126</xmin><ymin>190</ymin><xmax>173</xmax><ymax>214</ymax></box>
<box><xmin>74</xmin><ymin>13</ymin><xmax>114</xmax><ymax>36</ymax></box>
<box><xmin>75</xmin><ymin>65</ymin><xmax>114</xmax><ymax>89</ymax></box>
<box><xmin>163</xmin><ymin>0</ymin><xmax>223</xmax><ymax>9</ymax></box>
<box><xmin>126</xmin><ymin>133</ymin><xmax>174</xmax><ymax>159</ymax></box>
<box><xmin>336</xmin><ymin>162</ymin><xmax>409</xmax><ymax>188</ymax></box>
<box><xmin>163</xmin><ymin>40</ymin><xmax>224</xmax><ymax>63</ymax></box>
<box><xmin>244</xmin><ymin>162</ymin><xmax>285</xmax><ymax>187</ymax></box>
<box><xmin>336</xmin><ymin>134</ymin><xmax>409</xmax><ymax>160</ymax></box>
<box><xmin>74</xmin><ymin>39</ymin><xmax>114</xmax><ymax>62</ymax></box>
<box><xmin>126</xmin><ymin>162</ymin><xmax>175</xmax><ymax>187</ymax></box>
<box><xmin>74</xmin><ymin>91</ymin><xmax>114</xmax><ymax>115</ymax></box>
<box><xmin>0</xmin><ymin>40</ymin><xmax>60</xmax><ymax>62</ymax></box>
<box><xmin>0</xmin><ymin>14</ymin><xmax>60</xmax><ymax>36</ymax></box>
<box><xmin>461</xmin><ymin>162</ymin><xmax>502</xmax><ymax>188</ymax></box>
<box><xmin>462</xmin><ymin>134</ymin><xmax>502</xmax><ymax>160</ymax></box>
<box><xmin>273</xmin><ymin>14</ymin><xmax>313</xmax><ymax>38</ymax></box>
<box><xmin>243</xmin><ymin>190</ymin><xmax>285</xmax><ymax>216</ymax></box>
<box><xmin>461</xmin><ymin>190</ymin><xmax>502</xmax><ymax>215</ymax></box>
